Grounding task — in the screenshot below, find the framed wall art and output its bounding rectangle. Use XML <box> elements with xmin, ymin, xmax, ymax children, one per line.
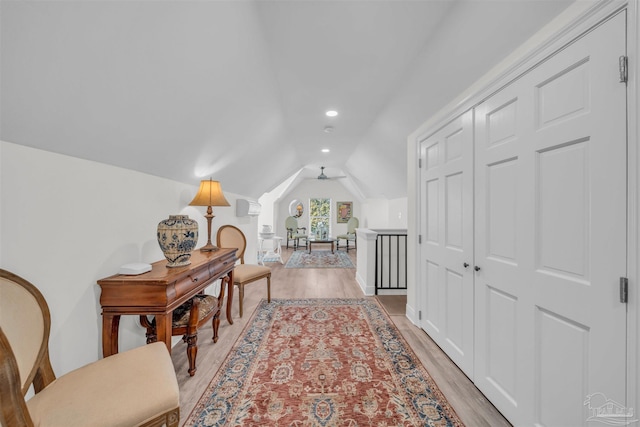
<box><xmin>337</xmin><ymin>201</ymin><xmax>352</xmax><ymax>223</ymax></box>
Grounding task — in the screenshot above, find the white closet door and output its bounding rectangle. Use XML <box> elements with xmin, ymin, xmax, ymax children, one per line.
<box><xmin>419</xmin><ymin>111</ymin><xmax>474</xmax><ymax>377</ymax></box>
<box><xmin>474</xmin><ymin>11</ymin><xmax>627</xmax><ymax>426</ymax></box>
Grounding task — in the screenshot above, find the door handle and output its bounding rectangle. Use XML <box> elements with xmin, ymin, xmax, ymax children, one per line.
<box><xmin>463</xmin><ymin>263</ymin><xmax>469</xmax><ymax>268</ymax></box>
<box><xmin>474</xmin><ymin>266</ymin><xmax>481</xmax><ymax>272</ymax></box>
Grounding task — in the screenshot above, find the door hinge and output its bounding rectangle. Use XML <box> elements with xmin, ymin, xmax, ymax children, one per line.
<box><xmin>619</xmin><ymin>56</ymin><xmax>628</xmax><ymax>83</ymax></box>
<box><xmin>419</xmin><ymin>158</ymin><xmax>423</xmax><ymax>169</ymax></box>
<box><xmin>418</xmin><ymin>235</ymin><xmax>422</xmax><ymax>244</ymax></box>
<box><xmin>418</xmin><ymin>310</ymin><xmax>422</xmax><ymax>320</ymax></box>
<box><xmin>620</xmin><ymin>277</ymin><xmax>629</xmax><ymax>303</ymax></box>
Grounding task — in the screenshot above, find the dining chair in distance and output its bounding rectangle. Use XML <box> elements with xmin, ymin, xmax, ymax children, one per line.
<box><xmin>285</xmin><ymin>216</ymin><xmax>308</xmax><ymax>250</ymax></box>
<box><xmin>336</xmin><ymin>217</ymin><xmax>359</xmax><ymax>251</ymax></box>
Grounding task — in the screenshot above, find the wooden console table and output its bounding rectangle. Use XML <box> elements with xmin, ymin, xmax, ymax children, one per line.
<box><xmin>98</xmin><ymin>248</ymin><xmax>237</xmax><ymax>357</ymax></box>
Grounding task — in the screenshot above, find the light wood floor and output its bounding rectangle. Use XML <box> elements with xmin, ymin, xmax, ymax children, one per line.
<box><xmin>171</xmin><ymin>247</ymin><xmax>511</xmax><ymax>427</ymax></box>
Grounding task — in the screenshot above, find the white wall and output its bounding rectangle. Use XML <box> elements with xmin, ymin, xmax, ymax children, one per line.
<box><xmin>360</xmin><ymin>199</ymin><xmax>388</xmax><ymax>229</ymax></box>
<box><xmin>275</xmin><ymin>179</ymin><xmax>360</xmax><ymax>239</ymax></box>
<box><xmin>360</xmin><ymin>197</ymin><xmax>408</xmax><ymax>230</ymax></box>
<box><xmin>0</xmin><ymin>141</ymin><xmax>258</xmax><ymax>377</ymax></box>
<box><xmin>386</xmin><ymin>197</ymin><xmax>408</xmax><ymax>230</ymax></box>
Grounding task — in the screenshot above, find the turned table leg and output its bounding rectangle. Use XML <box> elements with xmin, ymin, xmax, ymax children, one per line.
<box><xmin>102</xmin><ymin>314</ymin><xmax>120</xmax><ymax>357</ymax></box>
<box><xmin>226</xmin><ymin>270</ymin><xmax>234</xmax><ymax>325</ymax></box>
<box><xmin>155</xmin><ymin>314</ymin><xmax>173</xmax><ymax>354</ymax></box>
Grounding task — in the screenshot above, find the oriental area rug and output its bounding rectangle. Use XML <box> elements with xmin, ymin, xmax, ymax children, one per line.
<box><xmin>285</xmin><ymin>250</ymin><xmax>355</xmax><ymax>269</ymax></box>
<box><xmin>184</xmin><ymin>298</ymin><xmax>463</xmax><ymax>427</ymax></box>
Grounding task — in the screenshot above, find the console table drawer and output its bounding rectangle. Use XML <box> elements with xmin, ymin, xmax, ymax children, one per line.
<box><xmin>209</xmin><ymin>251</ymin><xmax>237</xmax><ymax>276</ymax></box>
<box><xmin>174</xmin><ymin>265</ymin><xmax>212</xmax><ymax>298</ymax></box>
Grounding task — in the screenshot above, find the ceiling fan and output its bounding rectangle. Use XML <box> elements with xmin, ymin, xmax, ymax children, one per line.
<box><xmin>317</xmin><ymin>166</ymin><xmax>346</xmax><ymax>180</ymax></box>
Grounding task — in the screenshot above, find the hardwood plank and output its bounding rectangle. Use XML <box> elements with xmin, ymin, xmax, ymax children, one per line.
<box><xmin>171</xmin><ymin>247</ymin><xmax>511</xmax><ymax>426</ymax></box>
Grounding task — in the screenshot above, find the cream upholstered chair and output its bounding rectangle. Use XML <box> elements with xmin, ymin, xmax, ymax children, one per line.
<box><xmin>217</xmin><ymin>225</ymin><xmax>271</xmax><ymax>318</ymax></box>
<box><xmin>0</xmin><ymin>269</ymin><xmax>180</xmax><ymax>427</ymax></box>
<box><xmin>285</xmin><ymin>216</ymin><xmax>307</xmax><ymax>250</ymax></box>
<box><xmin>337</xmin><ymin>217</ymin><xmax>359</xmax><ymax>251</ymax></box>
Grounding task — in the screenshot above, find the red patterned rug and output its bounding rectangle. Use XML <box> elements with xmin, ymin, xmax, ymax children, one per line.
<box><xmin>184</xmin><ymin>298</ymin><xmax>463</xmax><ymax>426</ymax></box>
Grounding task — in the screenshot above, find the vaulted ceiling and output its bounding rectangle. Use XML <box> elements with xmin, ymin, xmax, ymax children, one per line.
<box><xmin>1</xmin><ymin>0</ymin><xmax>573</xmax><ymax>200</ymax></box>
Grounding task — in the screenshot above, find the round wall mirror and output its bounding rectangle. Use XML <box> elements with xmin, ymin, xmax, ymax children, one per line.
<box><xmin>289</xmin><ymin>200</ymin><xmax>304</xmax><ymax>218</ymax></box>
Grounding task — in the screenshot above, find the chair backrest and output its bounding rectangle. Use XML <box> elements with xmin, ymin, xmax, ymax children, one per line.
<box><xmin>347</xmin><ymin>217</ymin><xmax>359</xmax><ymax>234</ymax></box>
<box><xmin>0</xmin><ymin>269</ymin><xmax>55</xmax><ymax>397</ymax></box>
<box><xmin>216</xmin><ymin>225</ymin><xmax>247</xmax><ymax>264</ymax></box>
<box><xmin>285</xmin><ymin>216</ymin><xmax>298</xmax><ymax>233</ymax></box>
<box><xmin>0</xmin><ymin>324</ymin><xmax>33</xmax><ymax>426</ymax></box>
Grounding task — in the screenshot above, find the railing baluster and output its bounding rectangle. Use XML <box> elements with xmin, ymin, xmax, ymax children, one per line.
<box><xmin>374</xmin><ymin>232</ymin><xmax>407</xmax><ymax>294</ymax></box>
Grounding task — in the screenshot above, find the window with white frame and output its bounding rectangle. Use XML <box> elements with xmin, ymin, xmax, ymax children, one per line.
<box><xmin>309</xmin><ymin>198</ymin><xmax>331</xmax><ymax>239</ymax></box>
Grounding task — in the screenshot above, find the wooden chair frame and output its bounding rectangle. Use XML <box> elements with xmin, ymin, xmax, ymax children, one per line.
<box><xmin>217</xmin><ymin>225</ymin><xmax>271</xmax><ymax>318</ymax></box>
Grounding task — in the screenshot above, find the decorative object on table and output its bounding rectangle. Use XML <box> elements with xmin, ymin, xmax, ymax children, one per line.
<box><xmin>157</xmin><ymin>215</ymin><xmax>199</xmax><ymax>267</ymax></box>
<box><xmin>316</xmin><ymin>221</ymin><xmax>328</xmax><ymax>240</ymax></box>
<box><xmin>189</xmin><ymin>178</ymin><xmax>230</xmax><ymax>251</ymax></box>
<box><xmin>285</xmin><ymin>249</ymin><xmax>354</xmax><ymax>269</ymax></box>
<box><xmin>285</xmin><ymin>216</ymin><xmax>307</xmax><ymax>250</ymax></box>
<box><xmin>337</xmin><ymin>216</ymin><xmax>359</xmax><ymax>252</ymax></box>
<box><xmin>337</xmin><ymin>201</ymin><xmax>353</xmax><ymax>223</ymax></box>
<box><xmin>259</xmin><ymin>224</ymin><xmax>274</xmax><ymax>239</ymax></box>
<box><xmin>289</xmin><ymin>199</ymin><xmax>304</xmax><ymax>218</ymax></box>
<box><xmin>183</xmin><ymin>298</ymin><xmax>463</xmax><ymax>427</ymax></box>
<box><xmin>118</xmin><ymin>263</ymin><xmax>152</xmax><ymax>275</ymax></box>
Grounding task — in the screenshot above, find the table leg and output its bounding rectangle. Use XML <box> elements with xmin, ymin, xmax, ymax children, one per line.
<box><xmin>226</xmin><ymin>270</ymin><xmax>234</xmax><ymax>325</ymax></box>
<box><xmin>276</xmin><ymin>238</ymin><xmax>284</xmax><ymax>264</ymax></box>
<box><xmin>154</xmin><ymin>313</ymin><xmax>173</xmax><ymax>354</ymax></box>
<box><xmin>102</xmin><ymin>314</ymin><xmax>120</xmax><ymax>357</ymax></box>
<box><xmin>258</xmin><ymin>238</ymin><xmax>265</xmax><ymax>265</ymax></box>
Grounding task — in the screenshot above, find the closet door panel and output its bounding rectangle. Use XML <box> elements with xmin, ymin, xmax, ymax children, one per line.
<box><xmin>475</xmin><ymin>85</ymin><xmax>533</xmax><ymax>424</ymax></box>
<box><xmin>420</xmin><ymin>110</ymin><xmax>474</xmax><ymax>377</ymax></box>
<box><xmin>475</xmin><ymin>11</ymin><xmax>627</xmax><ymax>426</ymax></box>
<box><xmin>529</xmin><ymin>12</ymin><xmax>627</xmax><ymax>424</ymax></box>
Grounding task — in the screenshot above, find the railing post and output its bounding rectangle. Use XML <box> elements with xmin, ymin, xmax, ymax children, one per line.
<box><xmin>355</xmin><ymin>229</ymin><xmax>379</xmax><ymax>295</ymax></box>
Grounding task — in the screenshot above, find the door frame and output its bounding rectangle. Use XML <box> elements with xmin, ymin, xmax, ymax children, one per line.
<box><xmin>407</xmin><ymin>0</ymin><xmax>638</xmax><ymax>418</ymax></box>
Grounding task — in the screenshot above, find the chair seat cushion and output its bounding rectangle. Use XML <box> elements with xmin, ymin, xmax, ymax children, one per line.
<box><xmin>171</xmin><ymin>294</ymin><xmax>219</xmax><ymax>327</ymax></box>
<box><xmin>337</xmin><ymin>234</ymin><xmax>355</xmax><ymax>240</ymax></box>
<box><xmin>26</xmin><ymin>342</ymin><xmax>179</xmax><ymax>427</ymax></box>
<box><xmin>234</xmin><ymin>264</ymin><xmax>271</xmax><ymax>283</ymax></box>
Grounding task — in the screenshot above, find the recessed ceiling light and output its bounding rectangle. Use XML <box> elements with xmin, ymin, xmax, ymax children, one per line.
<box><xmin>326</xmin><ymin>110</ymin><xmax>338</xmax><ymax>117</ymax></box>
<box><xmin>324</xmin><ymin>126</ymin><xmax>334</xmax><ymax>133</ymax></box>
<box><xmin>322</xmin><ymin>148</ymin><xmax>330</xmax><ymax>153</ymax></box>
